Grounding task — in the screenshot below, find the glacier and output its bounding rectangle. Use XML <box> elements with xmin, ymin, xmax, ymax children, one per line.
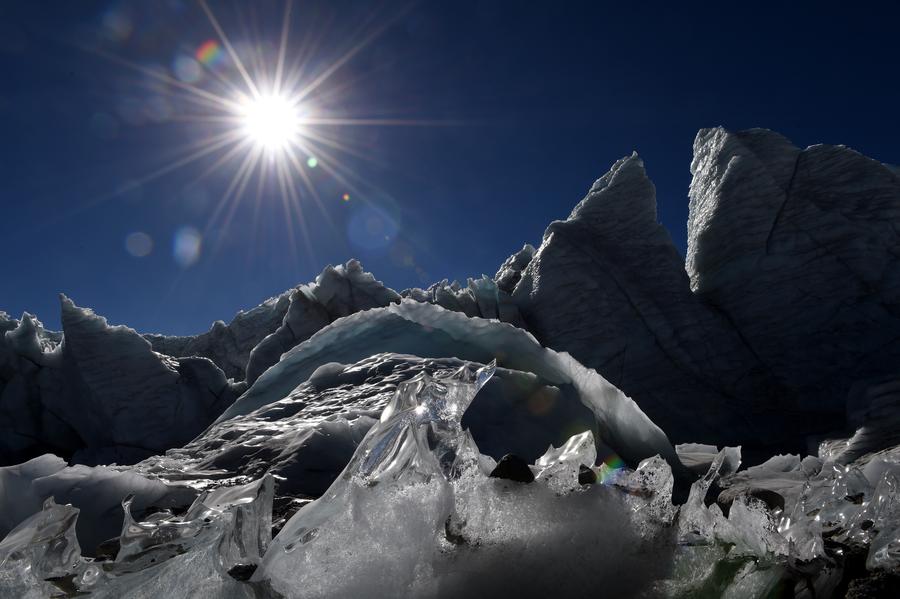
<box><xmin>2</xmin><ymin>126</ymin><xmax>900</xmax><ymax>597</ymax></box>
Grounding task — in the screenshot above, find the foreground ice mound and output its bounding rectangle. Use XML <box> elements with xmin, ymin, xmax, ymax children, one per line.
<box><xmin>256</xmin><ymin>360</ymin><xmax>671</xmax><ymax>598</ymax></box>
<box><xmin>4</xmin><ymin>362</ymin><xmax>900</xmax><ymax>597</ymax></box>
<box><xmin>0</xmin><ymin>360</ymin><xmax>675</xmax><ymax>598</ymax></box>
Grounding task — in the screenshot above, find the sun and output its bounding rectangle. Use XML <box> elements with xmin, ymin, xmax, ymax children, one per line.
<box><xmin>89</xmin><ymin>0</ymin><xmax>437</xmax><ymax>269</ymax></box>
<box><xmin>240</xmin><ymin>94</ymin><xmax>303</xmax><ymax>152</ymax></box>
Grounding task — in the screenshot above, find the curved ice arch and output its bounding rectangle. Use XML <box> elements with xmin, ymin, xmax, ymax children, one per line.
<box><xmin>216</xmin><ymin>300</ymin><xmax>680</xmax><ymax>471</ymax></box>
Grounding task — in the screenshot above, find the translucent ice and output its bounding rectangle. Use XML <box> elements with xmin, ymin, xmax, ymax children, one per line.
<box><xmin>677</xmin><ymin>446</ymin><xmax>740</xmax><ymax>545</ymax></box>
<box><xmin>0</xmin><ymin>497</ymin><xmax>81</xmax><ymax>580</ymax></box>
<box><xmin>724</xmin><ymin>495</ymin><xmax>788</xmax><ymax>560</ymax></box>
<box><xmin>258</xmin><ymin>362</ymin><xmax>496</xmax><ymax>597</ymax></box>
<box><xmin>257</xmin><ymin>360</ymin><xmax>676</xmax><ymax>597</ymax></box>
<box><xmin>866</xmin><ymin>472</ymin><xmax>900</xmax><ymax>570</ymax></box>
<box><xmin>533</xmin><ymin>430</ymin><xmax>597</xmax><ymax>494</ymax></box>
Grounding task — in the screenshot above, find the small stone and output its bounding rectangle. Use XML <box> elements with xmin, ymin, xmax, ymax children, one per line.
<box><xmin>578</xmin><ymin>464</ymin><xmax>597</xmax><ymax>485</ymax></box>
<box><xmin>489</xmin><ymin>454</ymin><xmax>534</xmax><ymax>483</ymax></box>
<box><xmin>94</xmin><ymin>536</ymin><xmax>121</xmax><ymax>561</ymax></box>
<box><xmin>227</xmin><ymin>563</ymin><xmax>258</xmax><ymax>581</ymax></box>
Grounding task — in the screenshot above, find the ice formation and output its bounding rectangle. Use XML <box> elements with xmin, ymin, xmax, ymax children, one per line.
<box><xmin>8</xmin><ymin>357</ymin><xmax>900</xmax><ymax>597</ymax></box>
<box><xmin>687</xmin><ymin>128</ymin><xmax>900</xmax><ymax>441</ymax></box>
<box><xmin>2</xmin><ymin>127</ymin><xmax>900</xmax><ymax>597</ymax></box>
<box><xmin>215</xmin><ymin>300</ymin><xmax>680</xmax><ymax>472</ymax></box>
<box><xmin>511</xmin><ymin>151</ymin><xmax>801</xmax><ymax>458</ymax></box>
<box><xmin>0</xmin><ymin>297</ymin><xmax>243</xmax><ymax>467</ymax></box>
<box><xmin>131</xmin><ymin>353</ymin><xmax>599</xmax><ymax>499</ymax></box>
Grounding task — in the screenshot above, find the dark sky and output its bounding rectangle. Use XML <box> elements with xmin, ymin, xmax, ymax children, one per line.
<box><xmin>1</xmin><ymin>0</ymin><xmax>898</xmax><ymax>335</ymax></box>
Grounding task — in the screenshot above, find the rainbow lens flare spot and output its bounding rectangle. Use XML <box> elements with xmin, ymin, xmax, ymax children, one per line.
<box><xmin>195</xmin><ymin>40</ymin><xmax>223</xmax><ymax>66</ymax></box>
<box><xmin>306</xmin><ymin>156</ymin><xmax>318</xmax><ymax>168</ymax></box>
<box><xmin>599</xmin><ymin>454</ymin><xmax>626</xmax><ymax>484</ymax></box>
<box><xmin>342</xmin><ymin>193</ymin><xmax>350</xmax><ymax>202</ymax></box>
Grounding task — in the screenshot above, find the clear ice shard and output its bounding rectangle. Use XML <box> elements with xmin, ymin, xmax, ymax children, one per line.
<box><xmin>0</xmin><ymin>497</ymin><xmax>81</xmax><ymax>582</ymax></box>
<box><xmin>117</xmin><ymin>473</ymin><xmax>274</xmax><ymax>573</ymax></box>
<box><xmin>258</xmin><ymin>361</ymin><xmax>497</xmax><ymax>598</ymax></box>
<box><xmin>724</xmin><ymin>495</ymin><xmax>788</xmax><ymax>560</ymax></box>
<box><xmin>621</xmin><ymin>455</ymin><xmax>677</xmax><ymax>530</ymax></box>
<box><xmin>534</xmin><ymin>430</ymin><xmax>597</xmax><ymax>493</ymax></box>
<box><xmin>677</xmin><ymin>446</ymin><xmax>741</xmax><ymax>545</ymax></box>
<box><xmin>866</xmin><ymin>471</ymin><xmax>900</xmax><ymax>570</ymax></box>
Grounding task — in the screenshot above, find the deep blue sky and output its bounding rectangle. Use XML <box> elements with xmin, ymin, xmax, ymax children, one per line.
<box><xmin>2</xmin><ymin>1</ymin><xmax>898</xmax><ymax>335</ymax></box>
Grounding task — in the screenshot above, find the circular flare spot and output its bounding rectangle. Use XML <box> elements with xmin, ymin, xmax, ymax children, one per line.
<box><xmin>125</xmin><ymin>232</ymin><xmax>153</xmax><ymax>257</ymax></box>
<box><xmin>173</xmin><ymin>227</ymin><xmax>202</xmax><ymax>267</ymax></box>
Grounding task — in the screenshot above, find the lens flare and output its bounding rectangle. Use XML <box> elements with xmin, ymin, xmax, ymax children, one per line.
<box><xmin>195</xmin><ymin>40</ymin><xmax>223</xmax><ymax>66</ymax></box>
<box><xmin>82</xmin><ymin>0</ymin><xmax>444</xmax><ymax>272</ymax></box>
<box><xmin>173</xmin><ymin>226</ymin><xmax>202</xmax><ymax>267</ymax></box>
<box><xmin>599</xmin><ymin>454</ymin><xmax>626</xmax><ymax>485</ymax></box>
<box><xmin>125</xmin><ymin>232</ymin><xmax>153</xmax><ymax>257</ymax></box>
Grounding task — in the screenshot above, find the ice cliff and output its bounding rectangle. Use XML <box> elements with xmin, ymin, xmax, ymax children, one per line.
<box><xmin>2</xmin><ymin>127</ymin><xmax>900</xmax><ymax>597</ymax></box>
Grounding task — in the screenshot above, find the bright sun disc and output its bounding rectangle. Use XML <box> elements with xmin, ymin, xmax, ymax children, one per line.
<box><xmin>241</xmin><ymin>94</ymin><xmax>301</xmax><ymax>151</ymax></box>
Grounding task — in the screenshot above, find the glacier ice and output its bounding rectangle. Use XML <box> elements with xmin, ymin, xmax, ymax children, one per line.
<box><xmin>0</xmin><ymin>297</ymin><xmax>242</xmax><ymax>467</ymax></box>
<box><xmin>245</xmin><ymin>260</ymin><xmax>401</xmax><ymax>384</ymax></box>
<box><xmin>3</xmin><ymin>370</ymin><xmax>900</xmax><ymax>597</ymax></box>
<box><xmin>511</xmin><ymin>151</ymin><xmax>802</xmax><ymax>458</ymax></box>
<box><xmin>688</xmin><ymin>127</ymin><xmax>900</xmax><ymax>442</ymax></box>
<box><xmin>2</xmin><ymin>126</ymin><xmax>900</xmax><ymax>597</ymax></box>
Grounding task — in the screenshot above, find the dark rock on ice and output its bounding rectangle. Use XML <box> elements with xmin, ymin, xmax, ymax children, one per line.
<box><xmin>490</xmin><ymin>454</ymin><xmax>535</xmax><ymax>483</ymax></box>
<box><xmin>227</xmin><ymin>563</ymin><xmax>258</xmax><ymax>581</ymax></box>
<box><xmin>578</xmin><ymin>464</ymin><xmax>598</xmax><ymax>485</ymax></box>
